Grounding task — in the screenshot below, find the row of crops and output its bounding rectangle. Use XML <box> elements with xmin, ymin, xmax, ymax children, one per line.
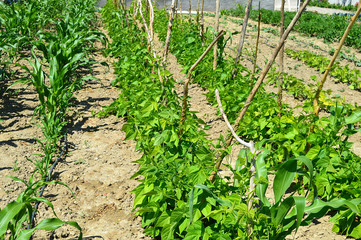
<box><xmin>1</xmin><ymin>0</ymin><xmax>361</xmax><ymax>238</ymax></box>
<box><xmin>99</xmin><ymin>1</ymin><xmax>361</xmax><ymax>239</ymax></box>
<box><xmin>0</xmin><ymin>0</ymin><xmax>105</xmax><ymax>238</ymax></box>
<box><xmin>221</xmin><ymin>4</ymin><xmax>361</xmax><ymax>49</ymax></box>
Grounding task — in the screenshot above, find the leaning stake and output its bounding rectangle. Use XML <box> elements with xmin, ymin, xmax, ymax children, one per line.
<box><xmin>233</xmin><ymin>0</ymin><xmax>311</xmax><ymax>129</ymax></box>
<box><xmin>313</xmin><ymin>3</ymin><xmax>361</xmax><ymax>117</ymax></box>
<box><xmin>210</xmin><ymin>0</ymin><xmax>311</xmax><ymax>182</ymax></box>
<box><xmin>179</xmin><ymin>31</ymin><xmax>225</xmax><ymax>135</ymax></box>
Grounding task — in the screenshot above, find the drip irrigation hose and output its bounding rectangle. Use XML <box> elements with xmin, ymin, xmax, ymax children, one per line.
<box><xmin>27</xmin><ymin>134</ymin><xmax>68</xmax><ymax>232</ymax></box>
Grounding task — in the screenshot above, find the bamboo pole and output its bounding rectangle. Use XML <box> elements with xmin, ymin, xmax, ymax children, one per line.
<box><xmin>179</xmin><ymin>31</ymin><xmax>225</xmax><ymax>135</ymax></box>
<box><xmin>313</xmin><ymin>4</ymin><xmax>361</xmax><ymax>117</ymax></box>
<box><xmin>210</xmin><ymin>0</ymin><xmax>311</xmax><ymax>182</ymax></box>
<box><xmin>163</xmin><ymin>0</ymin><xmax>176</xmax><ymax>64</ymax></box>
<box><xmin>277</xmin><ymin>0</ymin><xmax>286</xmax><ymax>114</ymax></box>
<box><xmin>147</xmin><ymin>0</ymin><xmax>154</xmax><ymax>40</ymax></box>
<box><xmin>215</xmin><ymin>89</ymin><xmax>256</xmax><ymax>214</ymax></box>
<box><xmin>232</xmin><ymin>0</ymin><xmax>253</xmax><ymax>78</ymax></box>
<box><xmin>212</xmin><ymin>0</ymin><xmax>221</xmax><ymax>70</ymax></box>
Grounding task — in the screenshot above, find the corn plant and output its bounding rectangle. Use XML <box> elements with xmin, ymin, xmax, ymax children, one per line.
<box><xmin>0</xmin><ymin>178</ymin><xmax>82</xmax><ymax>240</ymax></box>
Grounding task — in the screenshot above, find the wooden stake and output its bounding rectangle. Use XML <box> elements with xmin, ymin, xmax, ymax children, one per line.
<box><xmin>313</xmin><ymin>4</ymin><xmax>361</xmax><ymax>117</ymax></box>
<box><xmin>179</xmin><ymin>31</ymin><xmax>225</xmax><ymax>135</ymax></box>
<box><xmin>200</xmin><ymin>0</ymin><xmax>205</xmax><ymax>45</ymax></box>
<box><xmin>196</xmin><ymin>0</ymin><xmax>200</xmax><ymax>25</ymax></box>
<box><xmin>138</xmin><ymin>0</ymin><xmax>163</xmax><ymax>84</ymax></box>
<box><xmin>188</xmin><ymin>0</ymin><xmax>192</xmax><ymax>21</ymax></box>
<box><xmin>163</xmin><ymin>0</ymin><xmax>176</xmax><ymax>64</ymax></box>
<box><xmin>277</xmin><ymin>0</ymin><xmax>286</xmax><ymax>115</ymax></box>
<box><xmin>212</xmin><ymin>0</ymin><xmax>221</xmax><ymax>70</ymax></box>
<box><xmin>210</xmin><ymin>0</ymin><xmax>311</xmax><ymax>182</ymax></box>
<box><xmin>178</xmin><ymin>0</ymin><xmax>183</xmax><ymax>22</ymax></box>
<box><xmin>232</xmin><ymin>0</ymin><xmax>253</xmax><ymax>78</ymax></box>
<box><xmin>251</xmin><ymin>0</ymin><xmax>261</xmax><ymax>79</ymax></box>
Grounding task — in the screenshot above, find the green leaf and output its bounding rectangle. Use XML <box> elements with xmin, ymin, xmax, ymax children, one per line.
<box><xmin>255</xmin><ymin>150</ymin><xmax>270</xmax><ymax>206</ymax></box>
<box><xmin>0</xmin><ymin>201</ymin><xmax>26</xmax><ymax>236</ymax></box>
<box><xmin>153</xmin><ymin>133</ymin><xmax>164</xmax><ymax>146</ymax></box>
<box><xmin>272</xmin><ymin>197</ymin><xmax>294</xmax><ymax>226</ymax></box>
<box><xmin>292</xmin><ymin>196</ymin><xmax>305</xmax><ymax>233</ymax></box>
<box><xmin>306</xmin><ymin>145</ymin><xmax>320</xmax><ymax>160</ymax></box>
<box><xmin>345</xmin><ymin>111</ymin><xmax>361</xmax><ymax>124</ymax></box>
<box><xmin>194</xmin><ymin>184</ymin><xmax>232</xmax><ymax>207</ymax></box>
<box><xmin>273</xmin><ymin>160</ymin><xmax>297</xmax><ymax>204</ymax></box>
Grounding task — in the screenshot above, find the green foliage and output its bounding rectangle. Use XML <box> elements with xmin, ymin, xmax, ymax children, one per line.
<box><xmin>286</xmin><ymin>49</ymin><xmax>361</xmax><ymax>90</ymax></box>
<box><xmin>0</xmin><ymin>0</ymin><xmax>103</xmax><ymax>237</ymax></box>
<box><xmin>221</xmin><ymin>4</ymin><xmax>361</xmax><ymax>49</ymax></box>
<box><xmin>152</xmin><ymin>7</ymin><xmax>361</xmax><ymax>239</ymax></box>
<box><xmin>309</xmin><ymin>0</ymin><xmax>359</xmax><ymax>11</ymax></box>
<box><xmin>0</xmin><ymin>179</ymin><xmax>82</xmax><ymax>240</ymax></box>
<box><xmin>99</xmin><ymin>2</ymin><xmax>361</xmax><ymax>239</ymax></box>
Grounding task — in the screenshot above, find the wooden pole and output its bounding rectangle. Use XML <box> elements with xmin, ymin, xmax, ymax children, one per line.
<box><xmin>163</xmin><ymin>0</ymin><xmax>176</xmax><ymax>64</ymax></box>
<box><xmin>200</xmin><ymin>0</ymin><xmax>205</xmax><ymax>45</ymax></box>
<box><xmin>212</xmin><ymin>0</ymin><xmax>221</xmax><ymax>70</ymax></box>
<box><xmin>138</xmin><ymin>0</ymin><xmax>163</xmax><ymax>84</ymax></box>
<box><xmin>210</xmin><ymin>0</ymin><xmax>311</xmax><ymax>182</ymax></box>
<box><xmin>313</xmin><ymin>4</ymin><xmax>361</xmax><ymax>117</ymax></box>
<box><xmin>179</xmin><ymin>31</ymin><xmax>225</xmax><ymax>135</ymax></box>
<box><xmin>251</xmin><ymin>0</ymin><xmax>261</xmax><ymax>78</ymax></box>
<box><xmin>277</xmin><ymin>0</ymin><xmax>286</xmax><ymax>115</ymax></box>
<box><xmin>232</xmin><ymin>0</ymin><xmax>253</xmax><ymax>78</ymax></box>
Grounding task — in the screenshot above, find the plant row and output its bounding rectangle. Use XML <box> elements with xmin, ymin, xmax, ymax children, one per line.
<box><xmin>221</xmin><ymin>4</ymin><xmax>361</xmax><ymax>49</ymax></box>
<box><xmin>0</xmin><ymin>0</ymin><xmax>105</xmax><ymax>238</ymax></box>
<box><xmin>154</xmin><ymin>8</ymin><xmax>361</xmax><ymax>238</ymax></box>
<box><xmin>286</xmin><ymin>48</ymin><xmax>361</xmax><ymax>90</ymax></box>
<box><xmin>309</xmin><ymin>0</ymin><xmax>359</xmax><ymax>12</ymax></box>
<box><xmin>100</xmin><ymin>2</ymin><xmax>361</xmax><ymax>239</ymax></box>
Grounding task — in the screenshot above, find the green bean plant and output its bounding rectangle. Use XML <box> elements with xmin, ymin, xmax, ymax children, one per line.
<box><xmin>101</xmin><ymin>2</ymin><xmax>361</xmax><ymax>239</ymax></box>
<box><xmin>286</xmin><ymin>49</ymin><xmax>361</xmax><ymax>90</ymax></box>
<box><xmin>153</xmin><ymin>7</ymin><xmax>361</xmax><ymax>238</ymax></box>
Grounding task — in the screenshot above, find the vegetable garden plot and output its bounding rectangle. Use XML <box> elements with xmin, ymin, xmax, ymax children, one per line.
<box><xmin>95</xmin><ymin>0</ymin><xmax>361</xmax><ymax>239</ymax></box>
<box><xmin>2</xmin><ymin>0</ymin><xmax>361</xmax><ymax>239</ymax></box>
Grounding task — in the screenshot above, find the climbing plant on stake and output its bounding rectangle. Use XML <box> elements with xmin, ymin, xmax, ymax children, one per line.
<box><xmin>210</xmin><ymin>0</ymin><xmax>311</xmax><ymax>182</ymax></box>
<box><xmin>162</xmin><ymin>0</ymin><xmax>176</xmax><ymax>64</ymax></box>
<box><xmin>232</xmin><ymin>0</ymin><xmax>253</xmax><ymax>79</ymax></box>
<box><xmin>138</xmin><ymin>0</ymin><xmax>163</xmax><ymax>84</ymax></box>
<box><xmin>313</xmin><ymin>3</ymin><xmax>361</xmax><ymax>117</ymax></box>
<box><xmin>179</xmin><ymin>30</ymin><xmax>225</xmax><ymax>135</ymax></box>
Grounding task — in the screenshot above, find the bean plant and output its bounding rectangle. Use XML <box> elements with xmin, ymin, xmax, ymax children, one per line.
<box><xmin>100</xmin><ymin>2</ymin><xmax>361</xmax><ymax>239</ymax></box>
